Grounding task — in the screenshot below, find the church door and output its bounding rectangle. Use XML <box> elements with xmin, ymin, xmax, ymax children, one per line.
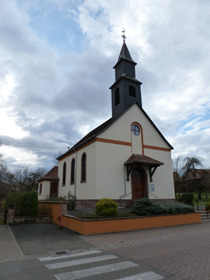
<box><xmin>131</xmin><ymin>167</ymin><xmax>148</xmax><ymax>200</ymax></box>
<box><xmin>50</xmin><ymin>182</ymin><xmax>58</xmax><ymax>198</ymax></box>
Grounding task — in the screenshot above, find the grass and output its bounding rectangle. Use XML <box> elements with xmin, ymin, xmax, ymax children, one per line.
<box><xmin>176</xmin><ymin>193</ymin><xmax>210</xmax><ymax>205</ymax></box>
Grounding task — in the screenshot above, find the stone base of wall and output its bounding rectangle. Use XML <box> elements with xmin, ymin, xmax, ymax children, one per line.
<box><xmin>75</xmin><ymin>199</ymin><xmax>175</xmax><ymax>208</ymax></box>
<box><xmin>7</xmin><ymin>215</ymin><xmax>53</xmax><ymax>225</ymax></box>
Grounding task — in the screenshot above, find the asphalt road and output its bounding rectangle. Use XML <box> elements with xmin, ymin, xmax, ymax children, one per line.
<box><xmin>0</xmin><ymin>222</ymin><xmax>210</xmax><ymax>279</ymax></box>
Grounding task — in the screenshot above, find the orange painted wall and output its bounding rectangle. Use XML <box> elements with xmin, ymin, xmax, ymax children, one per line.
<box><xmin>61</xmin><ymin>213</ymin><xmax>201</xmax><ymax>235</ymax></box>
<box><xmin>38</xmin><ymin>202</ymin><xmax>61</xmax><ymax>224</ymax></box>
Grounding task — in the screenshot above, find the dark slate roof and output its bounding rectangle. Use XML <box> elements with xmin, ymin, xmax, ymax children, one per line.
<box><xmin>57</xmin><ymin>102</ymin><xmax>173</xmax><ymax>160</ymax></box>
<box><xmin>57</xmin><ymin>118</ymin><xmax>115</xmax><ymax>160</ymax></box>
<box><xmin>110</xmin><ymin>75</ymin><xmax>142</xmax><ymax>89</ymax></box>
<box><xmin>124</xmin><ymin>154</ymin><xmax>164</xmax><ymax>166</ymax></box>
<box><xmin>116</xmin><ymin>42</ymin><xmax>137</xmax><ymax>65</ymax></box>
<box><xmin>38</xmin><ymin>166</ymin><xmax>59</xmax><ymax>182</ymax></box>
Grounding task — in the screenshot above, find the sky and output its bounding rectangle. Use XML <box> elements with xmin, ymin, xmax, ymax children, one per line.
<box><xmin>0</xmin><ymin>0</ymin><xmax>210</xmax><ymax>171</ymax></box>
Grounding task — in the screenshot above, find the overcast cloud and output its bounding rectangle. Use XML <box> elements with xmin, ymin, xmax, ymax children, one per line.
<box><xmin>0</xmin><ymin>0</ymin><xmax>210</xmax><ymax>170</ymax></box>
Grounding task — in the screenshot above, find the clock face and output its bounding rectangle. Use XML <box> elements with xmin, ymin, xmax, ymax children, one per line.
<box><xmin>131</xmin><ymin>124</ymin><xmax>140</xmax><ymax>136</ymax></box>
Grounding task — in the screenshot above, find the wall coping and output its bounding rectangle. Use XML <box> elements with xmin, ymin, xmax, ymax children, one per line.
<box><xmin>63</xmin><ymin>212</ymin><xmax>199</xmax><ymax>222</ymax></box>
<box><xmin>39</xmin><ymin>201</ymin><xmax>67</xmax><ymax>204</ymax></box>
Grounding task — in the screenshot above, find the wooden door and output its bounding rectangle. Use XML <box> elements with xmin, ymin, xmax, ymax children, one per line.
<box><xmin>50</xmin><ymin>182</ymin><xmax>58</xmax><ymax>198</ymax></box>
<box><xmin>131</xmin><ymin>167</ymin><xmax>146</xmax><ymax>200</ymax></box>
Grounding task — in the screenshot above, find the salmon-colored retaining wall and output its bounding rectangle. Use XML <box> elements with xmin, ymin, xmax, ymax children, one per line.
<box><xmin>61</xmin><ymin>212</ymin><xmax>201</xmax><ymax>235</ymax></box>
<box><xmin>38</xmin><ymin>202</ymin><xmax>66</xmax><ymax>224</ymax></box>
<box><xmin>38</xmin><ymin>202</ymin><xmax>201</xmax><ymax>235</ymax></box>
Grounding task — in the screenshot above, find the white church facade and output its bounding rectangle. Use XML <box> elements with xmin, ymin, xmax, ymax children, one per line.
<box><xmin>38</xmin><ymin>40</ymin><xmax>175</xmax><ymax>206</ymax></box>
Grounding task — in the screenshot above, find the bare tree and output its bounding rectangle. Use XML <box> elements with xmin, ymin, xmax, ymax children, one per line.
<box><xmin>172</xmin><ymin>157</ymin><xmax>184</xmax><ymax>198</ymax></box>
<box><xmin>182</xmin><ymin>157</ymin><xmax>204</xmax><ymax>200</ymax></box>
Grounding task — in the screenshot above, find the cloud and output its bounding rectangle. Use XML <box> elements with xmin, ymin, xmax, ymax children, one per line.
<box><xmin>0</xmin><ymin>0</ymin><xmax>210</xmax><ymax>170</ymax></box>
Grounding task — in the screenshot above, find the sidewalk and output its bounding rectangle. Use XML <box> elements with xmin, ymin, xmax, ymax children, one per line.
<box><xmin>1</xmin><ymin>220</ymin><xmax>210</xmax><ymax>279</ymax></box>
<box><xmin>0</xmin><ymin>225</ymin><xmax>23</xmax><ymax>262</ymax></box>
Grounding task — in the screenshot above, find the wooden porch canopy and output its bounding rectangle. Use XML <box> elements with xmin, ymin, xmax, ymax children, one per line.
<box><xmin>124</xmin><ymin>154</ymin><xmax>164</xmax><ymax>182</ymax></box>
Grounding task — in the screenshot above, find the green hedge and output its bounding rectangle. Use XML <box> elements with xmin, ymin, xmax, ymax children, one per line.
<box><xmin>6</xmin><ymin>191</ymin><xmax>38</xmax><ymax>216</ymax></box>
<box><xmin>131</xmin><ymin>198</ymin><xmax>195</xmax><ymax>216</ymax></box>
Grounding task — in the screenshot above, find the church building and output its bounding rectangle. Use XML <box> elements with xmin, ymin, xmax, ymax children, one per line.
<box><xmin>38</xmin><ymin>37</ymin><xmax>175</xmax><ymax>206</ymax></box>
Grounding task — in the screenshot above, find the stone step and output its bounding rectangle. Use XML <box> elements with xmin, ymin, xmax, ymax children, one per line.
<box><xmin>197</xmin><ymin>211</ymin><xmax>210</xmax><ymax>221</ymax></box>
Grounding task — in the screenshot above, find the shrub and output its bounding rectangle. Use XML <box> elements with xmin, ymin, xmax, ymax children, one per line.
<box><xmin>6</xmin><ymin>191</ymin><xmax>38</xmax><ymax>216</ymax></box>
<box><xmin>131</xmin><ymin>198</ymin><xmax>195</xmax><ymax>216</ymax></box>
<box><xmin>67</xmin><ymin>194</ymin><xmax>77</xmax><ymax>210</ymax></box>
<box><xmin>20</xmin><ymin>191</ymin><xmax>38</xmax><ymax>216</ymax></box>
<box><xmin>131</xmin><ymin>198</ymin><xmax>164</xmax><ymax>216</ymax></box>
<box><xmin>45</xmin><ymin>196</ymin><xmax>66</xmax><ymax>201</ymax></box>
<box><xmin>180</xmin><ymin>193</ymin><xmax>194</xmax><ymax>205</ymax></box>
<box><xmin>95</xmin><ymin>198</ymin><xmax>118</xmax><ymax>216</ymax></box>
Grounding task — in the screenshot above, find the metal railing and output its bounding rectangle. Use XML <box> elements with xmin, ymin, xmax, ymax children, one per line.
<box><xmin>196</xmin><ymin>199</ymin><xmax>208</xmax><ymax>218</ymax></box>
<box><xmin>149</xmin><ymin>192</ymin><xmax>158</xmax><ymax>198</ymax></box>
<box><xmin>120</xmin><ymin>192</ymin><xmax>132</xmax><ymax>207</ymax></box>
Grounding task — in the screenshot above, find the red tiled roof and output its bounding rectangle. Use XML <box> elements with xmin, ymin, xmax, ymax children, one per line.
<box><xmin>37</xmin><ymin>166</ymin><xmax>59</xmax><ymax>182</ymax></box>
<box><xmin>184</xmin><ymin>169</ymin><xmax>210</xmax><ymax>180</ymax></box>
<box><xmin>124</xmin><ymin>154</ymin><xmax>164</xmax><ymax>166</ymax></box>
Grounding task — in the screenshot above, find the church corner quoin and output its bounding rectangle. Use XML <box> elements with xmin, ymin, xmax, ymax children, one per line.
<box><xmin>38</xmin><ymin>38</ymin><xmax>175</xmax><ymax>207</ymax></box>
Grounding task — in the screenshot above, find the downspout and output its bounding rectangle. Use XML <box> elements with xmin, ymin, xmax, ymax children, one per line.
<box><xmin>120</xmin><ymin>165</ymin><xmax>127</xmax><ymax>207</ymax></box>
<box><xmin>74</xmin><ymin>150</ymin><xmax>77</xmax><ymax>197</ymax></box>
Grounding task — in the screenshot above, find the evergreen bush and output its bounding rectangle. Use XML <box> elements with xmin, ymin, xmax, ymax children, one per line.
<box><xmin>131</xmin><ymin>198</ymin><xmax>164</xmax><ymax>216</ymax></box>
<box><xmin>180</xmin><ymin>193</ymin><xmax>194</xmax><ymax>205</ymax></box>
<box><xmin>95</xmin><ymin>198</ymin><xmax>118</xmax><ymax>216</ymax></box>
<box><xmin>131</xmin><ymin>198</ymin><xmax>195</xmax><ymax>216</ymax></box>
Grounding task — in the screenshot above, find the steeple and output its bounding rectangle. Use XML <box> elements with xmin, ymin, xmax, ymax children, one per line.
<box><xmin>110</xmin><ymin>31</ymin><xmax>142</xmax><ymax>119</ymax></box>
<box><xmin>117</xmin><ymin>41</ymin><xmax>136</xmax><ymax>65</ymax></box>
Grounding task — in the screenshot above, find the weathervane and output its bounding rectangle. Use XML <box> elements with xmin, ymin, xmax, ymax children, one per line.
<box><xmin>121</xmin><ymin>29</ymin><xmax>126</xmax><ymax>42</ymax></box>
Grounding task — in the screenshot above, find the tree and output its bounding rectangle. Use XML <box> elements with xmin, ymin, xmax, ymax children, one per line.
<box><xmin>172</xmin><ymin>157</ymin><xmax>184</xmax><ymax>198</ymax></box>
<box><xmin>0</xmin><ymin>162</ymin><xmax>13</xmax><ymax>198</ymax></box>
<box><xmin>182</xmin><ymin>157</ymin><xmax>204</xmax><ymax>200</ymax></box>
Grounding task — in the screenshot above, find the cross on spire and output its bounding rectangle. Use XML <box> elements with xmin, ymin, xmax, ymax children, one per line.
<box><xmin>121</xmin><ymin>29</ymin><xmax>126</xmax><ymax>42</ymax></box>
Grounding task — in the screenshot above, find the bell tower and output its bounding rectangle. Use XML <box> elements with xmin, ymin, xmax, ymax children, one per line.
<box><xmin>110</xmin><ymin>30</ymin><xmax>142</xmax><ymax>119</ymax></box>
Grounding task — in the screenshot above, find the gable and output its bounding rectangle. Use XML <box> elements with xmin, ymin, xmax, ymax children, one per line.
<box><xmin>98</xmin><ymin>104</ymin><xmax>172</xmax><ymax>150</ymax></box>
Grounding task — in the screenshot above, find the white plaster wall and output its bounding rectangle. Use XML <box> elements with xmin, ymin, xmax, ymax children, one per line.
<box><xmin>38</xmin><ymin>181</ymin><xmax>50</xmax><ymax>200</ymax></box>
<box><xmin>145</xmin><ymin>149</ymin><xmax>175</xmax><ymax>199</ymax></box>
<box><xmin>58</xmin><ymin>143</ymin><xmax>97</xmax><ymax>199</ymax></box>
<box><xmin>95</xmin><ymin>141</ymin><xmax>132</xmax><ymax>199</ymax></box>
<box><xmin>131</xmin><ymin>126</ymin><xmax>143</xmax><ymax>154</ymax></box>
<box><xmin>98</xmin><ymin>104</ymin><xmax>174</xmax><ymax>200</ymax></box>
<box><xmin>100</xmin><ymin>104</ymin><xmax>171</xmax><ymax>149</ymax></box>
<box><xmin>58</xmin><ymin>154</ymin><xmax>76</xmax><ymax>198</ymax></box>
<box><xmin>57</xmin><ymin>104</ymin><xmax>174</xmax><ymax>200</ymax></box>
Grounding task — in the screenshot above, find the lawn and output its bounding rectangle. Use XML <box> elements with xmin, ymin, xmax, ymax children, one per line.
<box><xmin>176</xmin><ymin>193</ymin><xmax>210</xmax><ymax>206</ymax></box>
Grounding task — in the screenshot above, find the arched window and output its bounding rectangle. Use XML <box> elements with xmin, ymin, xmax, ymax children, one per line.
<box><xmin>81</xmin><ymin>153</ymin><xmax>86</xmax><ymax>182</ymax></box>
<box><xmin>39</xmin><ymin>183</ymin><xmax>42</xmax><ymax>195</ymax></box>
<box><xmin>129</xmin><ymin>85</ymin><xmax>136</xmax><ymax>98</ymax></box>
<box><xmin>131</xmin><ymin>124</ymin><xmax>140</xmax><ymax>136</ymax></box>
<box><xmin>62</xmin><ymin>162</ymin><xmax>66</xmax><ymax>186</ymax></box>
<box><xmin>70</xmin><ymin>158</ymin><xmax>75</xmax><ymax>184</ymax></box>
<box><xmin>115</xmin><ymin>88</ymin><xmax>120</xmax><ymax>106</ymax></box>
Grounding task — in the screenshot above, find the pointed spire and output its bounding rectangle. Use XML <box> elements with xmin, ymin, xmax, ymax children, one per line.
<box><xmin>118</xmin><ymin>42</ymin><xmax>136</xmax><ymax>64</ymax></box>
<box><xmin>117</xmin><ymin>30</ymin><xmax>136</xmax><ymax>64</ymax></box>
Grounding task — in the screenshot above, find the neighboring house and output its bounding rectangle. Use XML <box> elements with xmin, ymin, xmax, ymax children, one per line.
<box><xmin>175</xmin><ymin>169</ymin><xmax>210</xmax><ymax>194</ymax></box>
<box><xmin>37</xmin><ymin>166</ymin><xmax>59</xmax><ymax>199</ymax></box>
<box><xmin>38</xmin><ymin>40</ymin><xmax>175</xmax><ymax>206</ymax></box>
